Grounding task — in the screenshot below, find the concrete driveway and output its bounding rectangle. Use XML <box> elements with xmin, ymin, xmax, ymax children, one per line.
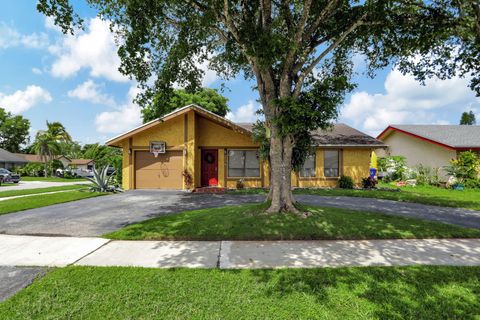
<box><xmin>0</xmin><ymin>190</ymin><xmax>479</xmax><ymax>237</ymax></box>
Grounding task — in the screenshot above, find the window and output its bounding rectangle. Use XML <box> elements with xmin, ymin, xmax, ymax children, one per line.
<box><xmin>228</xmin><ymin>150</ymin><xmax>260</xmax><ymax>177</ymax></box>
<box><xmin>300</xmin><ymin>153</ymin><xmax>316</xmax><ymax>177</ymax></box>
<box><xmin>324</xmin><ymin>150</ymin><xmax>340</xmax><ymax>177</ymax></box>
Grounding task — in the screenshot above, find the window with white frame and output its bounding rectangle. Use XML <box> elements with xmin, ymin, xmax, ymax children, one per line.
<box><xmin>300</xmin><ymin>153</ymin><xmax>316</xmax><ymax>177</ymax></box>
<box><xmin>228</xmin><ymin>150</ymin><xmax>260</xmax><ymax>177</ymax></box>
<box><xmin>324</xmin><ymin>150</ymin><xmax>340</xmax><ymax>177</ymax></box>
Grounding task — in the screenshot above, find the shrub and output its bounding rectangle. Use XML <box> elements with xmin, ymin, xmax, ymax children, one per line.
<box><xmin>362</xmin><ymin>177</ymin><xmax>377</xmax><ymax>189</ymax></box>
<box><xmin>338</xmin><ymin>175</ymin><xmax>354</xmax><ymax>189</ymax></box>
<box><xmin>446</xmin><ymin>151</ymin><xmax>480</xmax><ymax>187</ymax></box>
<box><xmin>236</xmin><ymin>179</ymin><xmax>245</xmax><ymax>189</ymax></box>
<box><xmin>17</xmin><ymin>163</ymin><xmax>44</xmax><ymax>176</ymax></box>
<box><xmin>182</xmin><ymin>170</ymin><xmax>193</xmax><ymax>189</ymax></box>
<box><xmin>415</xmin><ymin>164</ymin><xmax>440</xmax><ymax>186</ymax></box>
<box><xmin>378</xmin><ymin>156</ymin><xmax>408</xmax><ymax>181</ymax></box>
<box><xmin>465</xmin><ymin>179</ymin><xmax>480</xmax><ymax>189</ymax></box>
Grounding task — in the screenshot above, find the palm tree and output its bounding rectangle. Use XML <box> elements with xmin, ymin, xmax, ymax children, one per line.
<box><xmin>31</xmin><ymin>121</ymin><xmax>72</xmax><ymax>178</ymax></box>
<box><xmin>31</xmin><ymin>132</ymin><xmax>60</xmax><ymax>178</ymax></box>
<box><xmin>46</xmin><ymin>121</ymin><xmax>72</xmax><ymax>142</ymax></box>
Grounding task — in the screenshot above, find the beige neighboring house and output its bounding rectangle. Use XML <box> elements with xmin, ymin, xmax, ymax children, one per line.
<box><xmin>377</xmin><ymin>125</ymin><xmax>480</xmax><ymax>174</ymax></box>
<box><xmin>14</xmin><ymin>154</ymin><xmax>95</xmax><ymax>171</ymax></box>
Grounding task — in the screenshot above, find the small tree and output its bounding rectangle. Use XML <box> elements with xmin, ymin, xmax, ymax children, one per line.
<box><xmin>142</xmin><ymin>88</ymin><xmax>229</xmax><ymax>122</ymax></box>
<box><xmin>460</xmin><ymin>111</ymin><xmax>477</xmax><ymax>125</ymax></box>
<box><xmin>0</xmin><ymin>107</ymin><xmax>30</xmax><ymax>153</ymax></box>
<box><xmin>31</xmin><ymin>132</ymin><xmax>60</xmax><ymax>177</ymax></box>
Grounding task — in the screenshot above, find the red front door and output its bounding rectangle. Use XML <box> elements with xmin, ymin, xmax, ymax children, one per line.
<box><xmin>201</xmin><ymin>149</ymin><xmax>218</xmax><ymax>186</ymax></box>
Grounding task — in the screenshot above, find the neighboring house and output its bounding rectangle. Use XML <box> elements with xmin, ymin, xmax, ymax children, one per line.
<box><xmin>0</xmin><ymin>148</ymin><xmax>28</xmax><ymax>170</ymax></box>
<box><xmin>377</xmin><ymin>125</ymin><xmax>480</xmax><ymax>173</ymax></box>
<box><xmin>106</xmin><ymin>104</ymin><xmax>385</xmax><ymax>190</ymax></box>
<box><xmin>14</xmin><ymin>154</ymin><xmax>95</xmax><ymax>171</ymax></box>
<box><xmin>69</xmin><ymin>159</ymin><xmax>95</xmax><ymax>171</ymax></box>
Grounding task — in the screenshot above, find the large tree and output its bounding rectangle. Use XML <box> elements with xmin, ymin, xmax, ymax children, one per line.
<box><xmin>38</xmin><ymin>0</ymin><xmax>450</xmax><ymax>212</ymax></box>
<box><xmin>0</xmin><ymin>107</ymin><xmax>30</xmax><ymax>153</ymax></box>
<box><xmin>142</xmin><ymin>88</ymin><xmax>229</xmax><ymax>122</ymax></box>
<box><xmin>460</xmin><ymin>110</ymin><xmax>477</xmax><ymax>125</ymax></box>
<box><xmin>398</xmin><ymin>0</ymin><xmax>480</xmax><ymax>96</ymax></box>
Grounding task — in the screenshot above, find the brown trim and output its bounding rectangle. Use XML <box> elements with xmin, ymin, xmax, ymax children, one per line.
<box><xmin>128</xmin><ymin>137</ymin><xmax>133</xmax><ymax>190</ymax></box>
<box><xmin>106</xmin><ymin>105</ymin><xmax>251</xmax><ymax>146</ymax></box>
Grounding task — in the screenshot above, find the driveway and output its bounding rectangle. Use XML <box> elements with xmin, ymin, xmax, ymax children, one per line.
<box><xmin>0</xmin><ymin>180</ymin><xmax>87</xmax><ymax>192</ymax></box>
<box><xmin>0</xmin><ymin>190</ymin><xmax>263</xmax><ymax>237</ymax></box>
<box><xmin>0</xmin><ymin>190</ymin><xmax>479</xmax><ymax>237</ymax></box>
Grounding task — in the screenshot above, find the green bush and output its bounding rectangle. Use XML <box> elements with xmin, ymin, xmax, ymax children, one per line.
<box><xmin>378</xmin><ymin>156</ymin><xmax>408</xmax><ymax>181</ymax></box>
<box><xmin>415</xmin><ymin>164</ymin><xmax>440</xmax><ymax>186</ymax></box>
<box><xmin>338</xmin><ymin>175</ymin><xmax>354</xmax><ymax>189</ymax></box>
<box><xmin>17</xmin><ymin>163</ymin><xmax>44</xmax><ymax>176</ymax></box>
<box><xmin>446</xmin><ymin>151</ymin><xmax>480</xmax><ymax>188</ymax></box>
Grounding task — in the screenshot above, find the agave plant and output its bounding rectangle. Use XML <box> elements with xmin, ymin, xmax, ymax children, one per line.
<box><xmin>85</xmin><ymin>165</ymin><xmax>122</xmax><ymax>193</ymax></box>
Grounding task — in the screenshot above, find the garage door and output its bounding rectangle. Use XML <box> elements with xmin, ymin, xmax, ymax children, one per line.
<box><xmin>135</xmin><ymin>151</ymin><xmax>183</xmax><ymax>189</ymax></box>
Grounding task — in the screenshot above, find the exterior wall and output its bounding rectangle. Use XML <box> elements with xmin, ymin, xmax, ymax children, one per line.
<box><xmin>382</xmin><ymin>130</ymin><xmax>456</xmax><ymax>174</ymax></box>
<box><xmin>118</xmin><ymin>110</ymin><xmax>373</xmax><ymax>190</ymax></box>
<box><xmin>343</xmin><ymin>149</ymin><xmax>372</xmax><ymax>186</ymax></box>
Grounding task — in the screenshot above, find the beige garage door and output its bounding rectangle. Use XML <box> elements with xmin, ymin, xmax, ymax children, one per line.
<box><xmin>135</xmin><ymin>151</ymin><xmax>183</xmax><ymax>189</ymax></box>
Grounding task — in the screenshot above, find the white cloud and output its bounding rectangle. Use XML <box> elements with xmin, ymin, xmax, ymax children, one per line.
<box><xmin>95</xmin><ymin>86</ymin><xmax>142</xmax><ymax>134</ymax></box>
<box><xmin>48</xmin><ymin>17</ymin><xmax>128</xmax><ymax>82</ymax></box>
<box><xmin>0</xmin><ymin>85</ymin><xmax>52</xmax><ymax>114</ymax></box>
<box><xmin>226</xmin><ymin>100</ymin><xmax>261</xmax><ymax>123</ymax></box>
<box><xmin>0</xmin><ymin>23</ymin><xmax>49</xmax><ymax>49</ymax></box>
<box><xmin>32</xmin><ymin>67</ymin><xmax>43</xmax><ymax>75</ymax></box>
<box><xmin>341</xmin><ymin>69</ymin><xmax>480</xmax><ymax>136</ymax></box>
<box><xmin>68</xmin><ymin>80</ymin><xmax>116</xmax><ymax>107</ymax></box>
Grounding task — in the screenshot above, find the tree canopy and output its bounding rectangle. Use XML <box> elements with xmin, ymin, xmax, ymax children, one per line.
<box><xmin>398</xmin><ymin>0</ymin><xmax>480</xmax><ymax>96</ymax></box>
<box><xmin>460</xmin><ymin>110</ymin><xmax>477</xmax><ymax>125</ymax></box>
<box><xmin>38</xmin><ymin>0</ymin><xmax>455</xmax><ymax>212</ymax></box>
<box><xmin>0</xmin><ymin>107</ymin><xmax>30</xmax><ymax>153</ymax></box>
<box><xmin>141</xmin><ymin>88</ymin><xmax>229</xmax><ymax>122</ymax></box>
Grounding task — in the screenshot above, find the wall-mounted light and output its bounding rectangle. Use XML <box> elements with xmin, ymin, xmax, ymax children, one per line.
<box><xmin>128</xmin><ymin>148</ymin><xmax>132</xmax><ymax>155</ymax></box>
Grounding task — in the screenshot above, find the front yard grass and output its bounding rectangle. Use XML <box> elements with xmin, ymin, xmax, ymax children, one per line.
<box><xmin>229</xmin><ymin>184</ymin><xmax>480</xmax><ymax>211</ymax></box>
<box><xmin>0</xmin><ymin>184</ymin><xmax>88</xmax><ymax>198</ymax></box>
<box><xmin>105</xmin><ymin>203</ymin><xmax>480</xmax><ymax>241</ymax></box>
<box><xmin>295</xmin><ymin>184</ymin><xmax>480</xmax><ymax>211</ymax></box>
<box><xmin>20</xmin><ymin>176</ymin><xmax>87</xmax><ymax>182</ymax></box>
<box><xmin>1</xmin><ymin>266</ymin><xmax>479</xmax><ymax>319</ymax></box>
<box><xmin>0</xmin><ymin>191</ymin><xmax>104</xmax><ymax>216</ymax></box>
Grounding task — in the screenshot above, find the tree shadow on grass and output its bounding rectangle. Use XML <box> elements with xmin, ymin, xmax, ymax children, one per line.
<box><xmin>249</xmin><ymin>266</ymin><xmax>480</xmax><ymax>319</ymax></box>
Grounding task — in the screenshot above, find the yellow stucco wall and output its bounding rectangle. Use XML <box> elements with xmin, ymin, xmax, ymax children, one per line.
<box><xmin>343</xmin><ymin>149</ymin><xmax>372</xmax><ymax>186</ymax></box>
<box><xmin>196</xmin><ymin>116</ymin><xmax>255</xmax><ymax>147</ymax></box>
<box><xmin>117</xmin><ymin>109</ymin><xmax>372</xmax><ymax>190</ymax></box>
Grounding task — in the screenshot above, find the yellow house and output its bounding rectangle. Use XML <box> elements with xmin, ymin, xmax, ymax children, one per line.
<box><xmin>106</xmin><ymin>104</ymin><xmax>385</xmax><ymax>190</ymax></box>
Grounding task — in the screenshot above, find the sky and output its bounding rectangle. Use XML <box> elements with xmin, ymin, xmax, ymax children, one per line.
<box><xmin>0</xmin><ymin>2</ymin><xmax>479</xmax><ymax>146</ymax></box>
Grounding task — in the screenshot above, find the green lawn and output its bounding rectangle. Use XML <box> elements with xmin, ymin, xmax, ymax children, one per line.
<box><xmin>20</xmin><ymin>176</ymin><xmax>87</xmax><ymax>182</ymax></box>
<box><xmin>0</xmin><ymin>191</ymin><xmax>104</xmax><ymax>216</ymax></box>
<box><xmin>230</xmin><ymin>184</ymin><xmax>480</xmax><ymax>211</ymax></box>
<box><xmin>1</xmin><ymin>266</ymin><xmax>479</xmax><ymax>319</ymax></box>
<box><xmin>0</xmin><ymin>184</ymin><xmax>89</xmax><ymax>198</ymax></box>
<box><xmin>105</xmin><ymin>203</ymin><xmax>480</xmax><ymax>241</ymax></box>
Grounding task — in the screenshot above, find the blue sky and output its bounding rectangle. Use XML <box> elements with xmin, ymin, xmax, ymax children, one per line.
<box><xmin>0</xmin><ymin>2</ymin><xmax>478</xmax><ymax>146</ymax></box>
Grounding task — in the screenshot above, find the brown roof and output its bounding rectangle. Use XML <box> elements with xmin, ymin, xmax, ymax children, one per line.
<box><xmin>14</xmin><ymin>154</ymin><xmax>94</xmax><ymax>165</ymax></box>
<box><xmin>70</xmin><ymin>159</ymin><xmax>94</xmax><ymax>165</ymax></box>
<box><xmin>237</xmin><ymin>123</ymin><xmax>385</xmax><ymax>147</ymax></box>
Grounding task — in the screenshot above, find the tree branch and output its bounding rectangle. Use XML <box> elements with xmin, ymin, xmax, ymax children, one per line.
<box><xmin>292</xmin><ymin>13</ymin><xmax>368</xmax><ymax>97</ymax></box>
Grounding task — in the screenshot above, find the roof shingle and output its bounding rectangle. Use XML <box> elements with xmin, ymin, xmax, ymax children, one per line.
<box><xmin>383</xmin><ymin>125</ymin><xmax>480</xmax><ymax>148</ymax></box>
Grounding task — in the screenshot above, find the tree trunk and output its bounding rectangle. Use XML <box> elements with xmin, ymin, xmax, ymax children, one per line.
<box><xmin>255</xmin><ymin>70</ymin><xmax>298</xmax><ymax>213</ymax></box>
<box><xmin>265</xmin><ymin>127</ymin><xmax>298</xmax><ymax>213</ymax></box>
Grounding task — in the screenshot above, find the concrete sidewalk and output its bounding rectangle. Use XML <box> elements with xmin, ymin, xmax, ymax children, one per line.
<box><xmin>1</xmin><ymin>235</ymin><xmax>479</xmax><ymax>269</ymax></box>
